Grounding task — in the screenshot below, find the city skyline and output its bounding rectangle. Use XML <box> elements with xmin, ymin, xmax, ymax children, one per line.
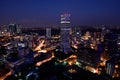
<box><xmin>0</xmin><ymin>0</ymin><xmax>120</xmax><ymax>27</ymax></box>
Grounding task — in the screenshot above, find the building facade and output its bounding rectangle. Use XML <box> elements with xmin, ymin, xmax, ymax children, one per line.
<box><xmin>46</xmin><ymin>28</ymin><xmax>51</xmax><ymax>38</ymax></box>
<box><xmin>60</xmin><ymin>13</ymin><xmax>71</xmax><ymax>53</ymax></box>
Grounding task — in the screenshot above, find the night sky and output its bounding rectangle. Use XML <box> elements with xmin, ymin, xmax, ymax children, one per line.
<box><xmin>0</xmin><ymin>0</ymin><xmax>120</xmax><ymax>27</ymax></box>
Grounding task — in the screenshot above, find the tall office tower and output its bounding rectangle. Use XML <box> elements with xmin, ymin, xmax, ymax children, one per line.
<box><xmin>8</xmin><ymin>23</ymin><xmax>17</xmax><ymax>34</ymax></box>
<box><xmin>16</xmin><ymin>24</ymin><xmax>22</xmax><ymax>34</ymax></box>
<box><xmin>46</xmin><ymin>28</ymin><xmax>51</xmax><ymax>38</ymax></box>
<box><xmin>60</xmin><ymin>13</ymin><xmax>71</xmax><ymax>53</ymax></box>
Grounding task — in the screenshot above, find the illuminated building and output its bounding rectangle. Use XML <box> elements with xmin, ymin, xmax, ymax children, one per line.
<box><xmin>0</xmin><ymin>25</ymin><xmax>8</xmax><ymax>34</ymax></box>
<box><xmin>46</xmin><ymin>28</ymin><xmax>51</xmax><ymax>38</ymax></box>
<box><xmin>60</xmin><ymin>13</ymin><xmax>71</xmax><ymax>53</ymax></box>
<box><xmin>17</xmin><ymin>41</ymin><xmax>29</xmax><ymax>58</ymax></box>
<box><xmin>8</xmin><ymin>23</ymin><xmax>17</xmax><ymax>34</ymax></box>
<box><xmin>106</xmin><ymin>55</ymin><xmax>120</xmax><ymax>77</ymax></box>
<box><xmin>72</xmin><ymin>27</ymin><xmax>82</xmax><ymax>44</ymax></box>
<box><xmin>106</xmin><ymin>58</ymin><xmax>115</xmax><ymax>77</ymax></box>
<box><xmin>16</xmin><ymin>24</ymin><xmax>22</xmax><ymax>34</ymax></box>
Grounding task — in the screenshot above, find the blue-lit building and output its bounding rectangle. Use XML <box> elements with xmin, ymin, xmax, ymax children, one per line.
<box><xmin>106</xmin><ymin>55</ymin><xmax>120</xmax><ymax>77</ymax></box>
<box><xmin>106</xmin><ymin>58</ymin><xmax>115</xmax><ymax>77</ymax></box>
<box><xmin>46</xmin><ymin>28</ymin><xmax>51</xmax><ymax>38</ymax></box>
<box><xmin>60</xmin><ymin>13</ymin><xmax>71</xmax><ymax>53</ymax></box>
<box><xmin>8</xmin><ymin>23</ymin><xmax>17</xmax><ymax>34</ymax></box>
<box><xmin>17</xmin><ymin>41</ymin><xmax>29</xmax><ymax>58</ymax></box>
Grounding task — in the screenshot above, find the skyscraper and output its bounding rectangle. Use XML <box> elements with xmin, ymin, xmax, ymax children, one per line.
<box><xmin>46</xmin><ymin>28</ymin><xmax>51</xmax><ymax>38</ymax></box>
<box><xmin>16</xmin><ymin>24</ymin><xmax>22</xmax><ymax>34</ymax></box>
<box><xmin>8</xmin><ymin>23</ymin><xmax>17</xmax><ymax>34</ymax></box>
<box><xmin>60</xmin><ymin>13</ymin><xmax>71</xmax><ymax>53</ymax></box>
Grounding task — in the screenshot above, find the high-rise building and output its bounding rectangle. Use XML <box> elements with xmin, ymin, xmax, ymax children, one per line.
<box><xmin>17</xmin><ymin>24</ymin><xmax>22</xmax><ymax>34</ymax></box>
<box><xmin>60</xmin><ymin>13</ymin><xmax>71</xmax><ymax>53</ymax></box>
<box><xmin>46</xmin><ymin>28</ymin><xmax>51</xmax><ymax>38</ymax></box>
<box><xmin>106</xmin><ymin>55</ymin><xmax>120</xmax><ymax>77</ymax></box>
<box><xmin>8</xmin><ymin>23</ymin><xmax>17</xmax><ymax>34</ymax></box>
<box><xmin>106</xmin><ymin>58</ymin><xmax>115</xmax><ymax>77</ymax></box>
